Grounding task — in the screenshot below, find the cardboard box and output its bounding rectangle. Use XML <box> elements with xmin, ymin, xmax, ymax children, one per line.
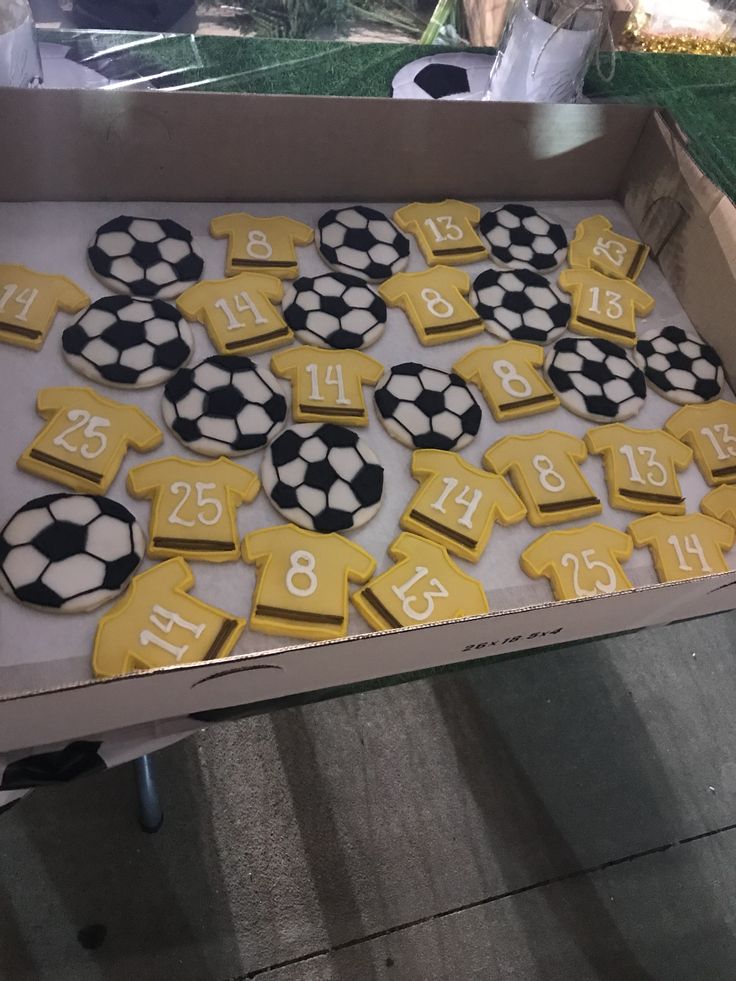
<box><xmin>0</xmin><ymin>87</ymin><xmax>735</xmax><ymax>753</ymax></box>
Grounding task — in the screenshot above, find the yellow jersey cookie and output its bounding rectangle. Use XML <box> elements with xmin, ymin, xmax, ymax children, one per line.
<box><xmin>379</xmin><ymin>266</ymin><xmax>484</xmax><ymax>345</ymax></box>
<box><xmin>585</xmin><ymin>423</ymin><xmax>692</xmax><ymax>515</ymax></box>
<box><xmin>665</xmin><ymin>400</ymin><xmax>736</xmax><ymax>486</ymax></box>
<box><xmin>127</xmin><ymin>456</ymin><xmax>260</xmax><ymax>562</ymax></box>
<box><xmin>453</xmin><ymin>341</ymin><xmax>560</xmax><ymax>422</ymax></box>
<box><xmin>243</xmin><ymin>523</ymin><xmax>376</xmax><ymax>641</ymax></box>
<box><xmin>401</xmin><ymin>449</ymin><xmax>526</xmax><ymax>562</ymax></box>
<box><xmin>700</xmin><ymin>485</ymin><xmax>736</xmax><ymax>529</ymax></box>
<box><xmin>393</xmin><ymin>200</ymin><xmax>487</xmax><ymax>265</ymax></box>
<box><xmin>18</xmin><ymin>386</ymin><xmax>162</xmax><ymax>494</ymax></box>
<box><xmin>210</xmin><ymin>212</ymin><xmax>314</xmax><ymax>278</ymax></box>
<box><xmin>0</xmin><ymin>263</ymin><xmax>89</xmax><ymax>351</ymax></box>
<box><xmin>177</xmin><ymin>272</ymin><xmax>291</xmax><ymax>355</ymax></box>
<box><xmin>629</xmin><ymin>513</ymin><xmax>734</xmax><ymax>583</ymax></box>
<box><xmin>521</xmin><ymin>523</ymin><xmax>634</xmax><ymax>601</ymax></box>
<box><xmin>92</xmin><ymin>557</ymin><xmax>245</xmax><ymax>678</ymax></box>
<box><xmin>484</xmin><ymin>431</ymin><xmax>601</xmax><ymax>526</ymax></box>
<box><xmin>558</xmin><ymin>268</ymin><xmax>654</xmax><ymax>347</ymax></box>
<box><xmin>568</xmin><ymin>215</ymin><xmax>649</xmax><ymax>282</ymax></box>
<box><xmin>270</xmin><ymin>346</ymin><xmax>383</xmax><ymax>426</ymax></box>
<box><xmin>352</xmin><ymin>532</ymin><xmax>489</xmax><ymax>631</ymax></box>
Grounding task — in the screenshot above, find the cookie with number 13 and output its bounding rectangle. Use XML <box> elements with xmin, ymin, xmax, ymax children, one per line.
<box><xmin>628</xmin><ymin>513</ymin><xmax>734</xmax><ymax>583</ymax></box>
<box><xmin>558</xmin><ymin>268</ymin><xmax>654</xmax><ymax>347</ymax></box>
<box><xmin>18</xmin><ymin>386</ymin><xmax>162</xmax><ymax>494</ymax></box>
<box><xmin>585</xmin><ymin>423</ymin><xmax>692</xmax><ymax>515</ymax></box>
<box><xmin>393</xmin><ymin>200</ymin><xmax>487</xmax><ymax>265</ymax></box>
<box><xmin>352</xmin><ymin>532</ymin><xmax>489</xmax><ymax>631</ymax></box>
<box><xmin>483</xmin><ymin>431</ymin><xmax>601</xmax><ymax>527</ymax></box>
<box><xmin>665</xmin><ymin>400</ymin><xmax>736</xmax><ymax>486</ymax></box>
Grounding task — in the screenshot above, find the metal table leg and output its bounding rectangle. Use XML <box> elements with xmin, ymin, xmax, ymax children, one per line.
<box><xmin>134</xmin><ymin>754</ymin><xmax>163</xmax><ymax>833</ymax></box>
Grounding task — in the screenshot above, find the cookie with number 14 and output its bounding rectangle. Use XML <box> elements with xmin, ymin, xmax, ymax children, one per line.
<box><xmin>629</xmin><ymin>513</ymin><xmax>734</xmax><ymax>583</ymax></box>
<box><xmin>0</xmin><ymin>264</ymin><xmax>89</xmax><ymax>351</ymax></box>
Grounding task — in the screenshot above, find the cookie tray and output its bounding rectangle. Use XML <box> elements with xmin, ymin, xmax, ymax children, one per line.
<box><xmin>0</xmin><ymin>87</ymin><xmax>735</xmax><ymax>751</ymax></box>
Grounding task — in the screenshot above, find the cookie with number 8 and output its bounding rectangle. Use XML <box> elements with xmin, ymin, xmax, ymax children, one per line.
<box><xmin>210</xmin><ymin>212</ymin><xmax>314</xmax><ymax>279</ymax></box>
<box><xmin>401</xmin><ymin>450</ymin><xmax>526</xmax><ymax>562</ymax></box>
<box><xmin>18</xmin><ymin>386</ymin><xmax>162</xmax><ymax>494</ymax></box>
<box><xmin>177</xmin><ymin>272</ymin><xmax>292</xmax><ymax>355</ymax></box>
<box><xmin>665</xmin><ymin>400</ymin><xmax>736</xmax><ymax>486</ymax></box>
<box><xmin>379</xmin><ymin>266</ymin><xmax>484</xmax><ymax>346</ymax></box>
<box><xmin>628</xmin><ymin>513</ymin><xmax>735</xmax><ymax>583</ymax></box>
<box><xmin>352</xmin><ymin>532</ymin><xmax>489</xmax><ymax>631</ymax></box>
<box><xmin>453</xmin><ymin>341</ymin><xmax>559</xmax><ymax>422</ymax></box>
<box><xmin>585</xmin><ymin>424</ymin><xmax>692</xmax><ymax>515</ymax></box>
<box><xmin>484</xmin><ymin>431</ymin><xmax>601</xmax><ymax>527</ymax></box>
<box><xmin>243</xmin><ymin>523</ymin><xmax>376</xmax><ymax>641</ymax></box>
<box><xmin>521</xmin><ymin>523</ymin><xmax>634</xmax><ymax>601</ymax></box>
<box><xmin>127</xmin><ymin>456</ymin><xmax>260</xmax><ymax>562</ymax></box>
<box><xmin>393</xmin><ymin>200</ymin><xmax>488</xmax><ymax>265</ymax></box>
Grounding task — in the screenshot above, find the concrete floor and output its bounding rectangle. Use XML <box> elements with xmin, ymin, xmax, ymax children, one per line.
<box><xmin>2</xmin><ymin>610</ymin><xmax>736</xmax><ymax>979</ymax></box>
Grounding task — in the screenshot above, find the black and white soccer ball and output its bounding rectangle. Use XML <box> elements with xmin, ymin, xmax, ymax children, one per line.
<box><xmin>316</xmin><ymin>206</ymin><xmax>410</xmax><ymax>283</ymax></box>
<box><xmin>0</xmin><ymin>494</ymin><xmax>145</xmax><ymax>613</ymax></box>
<box><xmin>471</xmin><ymin>267</ymin><xmax>570</xmax><ymax>345</ymax></box>
<box><xmin>0</xmin><ymin>740</ymin><xmax>107</xmax><ymax>791</ymax></box>
<box><xmin>162</xmin><ymin>354</ymin><xmax>288</xmax><ymax>457</ymax></box>
<box><xmin>262</xmin><ymin>423</ymin><xmax>384</xmax><ymax>533</ymax></box>
<box><xmin>283</xmin><ymin>272</ymin><xmax>387</xmax><ymax>349</ymax></box>
<box><xmin>545</xmin><ymin>336</ymin><xmax>646</xmax><ymax>422</ymax></box>
<box><xmin>374</xmin><ymin>363</ymin><xmax>482</xmax><ymax>450</ymax></box>
<box><xmin>62</xmin><ymin>295</ymin><xmax>193</xmax><ymax>388</ymax></box>
<box><xmin>637</xmin><ymin>325</ymin><xmax>723</xmax><ymax>405</ymax></box>
<box><xmin>392</xmin><ymin>53</ymin><xmax>496</xmax><ymax>101</ymax></box>
<box><xmin>87</xmin><ymin>216</ymin><xmax>204</xmax><ymax>300</ymax></box>
<box><xmin>479</xmin><ymin>205</ymin><xmax>568</xmax><ymax>273</ymax></box>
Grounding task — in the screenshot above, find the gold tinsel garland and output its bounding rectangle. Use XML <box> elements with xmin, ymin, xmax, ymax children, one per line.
<box><xmin>624</xmin><ymin>30</ymin><xmax>736</xmax><ymax>55</ymax></box>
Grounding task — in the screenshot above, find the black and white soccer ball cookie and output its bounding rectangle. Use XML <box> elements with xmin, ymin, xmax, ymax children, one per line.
<box><xmin>316</xmin><ymin>206</ymin><xmax>410</xmax><ymax>282</ymax></box>
<box><xmin>471</xmin><ymin>267</ymin><xmax>569</xmax><ymax>345</ymax></box>
<box><xmin>163</xmin><ymin>355</ymin><xmax>287</xmax><ymax>457</ymax></box>
<box><xmin>88</xmin><ymin>216</ymin><xmax>204</xmax><ymax>300</ymax></box>
<box><xmin>262</xmin><ymin>423</ymin><xmax>384</xmax><ymax>533</ymax></box>
<box><xmin>479</xmin><ymin>205</ymin><xmax>567</xmax><ymax>273</ymax></box>
<box><xmin>283</xmin><ymin>272</ymin><xmax>387</xmax><ymax>350</ymax></box>
<box><xmin>374</xmin><ymin>363</ymin><xmax>482</xmax><ymax>451</ymax></box>
<box><xmin>637</xmin><ymin>325</ymin><xmax>723</xmax><ymax>405</ymax></box>
<box><xmin>0</xmin><ymin>494</ymin><xmax>145</xmax><ymax>613</ymax></box>
<box><xmin>545</xmin><ymin>336</ymin><xmax>646</xmax><ymax>422</ymax></box>
<box><xmin>62</xmin><ymin>296</ymin><xmax>193</xmax><ymax>388</ymax></box>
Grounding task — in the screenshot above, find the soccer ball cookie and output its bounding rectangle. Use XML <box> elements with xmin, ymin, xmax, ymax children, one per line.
<box><xmin>62</xmin><ymin>296</ymin><xmax>193</xmax><ymax>388</ymax></box>
<box><xmin>471</xmin><ymin>267</ymin><xmax>569</xmax><ymax>345</ymax></box>
<box><xmin>87</xmin><ymin>216</ymin><xmax>204</xmax><ymax>300</ymax></box>
<box><xmin>283</xmin><ymin>272</ymin><xmax>387</xmax><ymax>350</ymax></box>
<box><xmin>316</xmin><ymin>206</ymin><xmax>410</xmax><ymax>282</ymax></box>
<box><xmin>374</xmin><ymin>363</ymin><xmax>482</xmax><ymax>451</ymax></box>
<box><xmin>0</xmin><ymin>493</ymin><xmax>144</xmax><ymax>613</ymax></box>
<box><xmin>479</xmin><ymin>205</ymin><xmax>567</xmax><ymax>273</ymax></box>
<box><xmin>545</xmin><ymin>336</ymin><xmax>646</xmax><ymax>423</ymax></box>
<box><xmin>637</xmin><ymin>325</ymin><xmax>723</xmax><ymax>405</ymax></box>
<box><xmin>163</xmin><ymin>355</ymin><xmax>287</xmax><ymax>457</ymax></box>
<box><xmin>262</xmin><ymin>423</ymin><xmax>384</xmax><ymax>533</ymax></box>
